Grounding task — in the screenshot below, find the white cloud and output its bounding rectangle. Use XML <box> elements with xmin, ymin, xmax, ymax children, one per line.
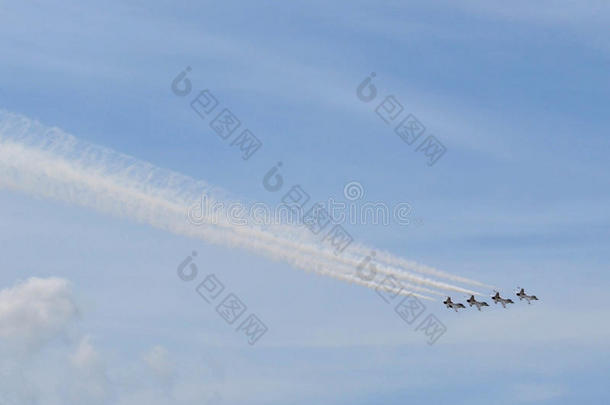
<box><xmin>0</xmin><ymin>275</ymin><xmax>226</xmax><ymax>405</ymax></box>
<box><xmin>144</xmin><ymin>345</ymin><xmax>175</xmax><ymax>379</ymax></box>
<box><xmin>0</xmin><ymin>277</ymin><xmax>78</xmax><ymax>345</ymax></box>
<box><xmin>67</xmin><ymin>336</ymin><xmax>111</xmax><ymax>404</ymax></box>
<box><xmin>71</xmin><ymin>335</ymin><xmax>102</xmax><ymax>369</ymax></box>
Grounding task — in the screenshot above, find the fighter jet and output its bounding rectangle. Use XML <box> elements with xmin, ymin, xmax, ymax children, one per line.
<box><xmin>443</xmin><ymin>297</ymin><xmax>466</xmax><ymax>312</ymax></box>
<box><xmin>466</xmin><ymin>295</ymin><xmax>489</xmax><ymax>311</ymax></box>
<box><xmin>516</xmin><ymin>288</ymin><xmax>538</xmax><ymax>304</ymax></box>
<box><xmin>491</xmin><ymin>292</ymin><xmax>514</xmax><ymax>308</ymax></box>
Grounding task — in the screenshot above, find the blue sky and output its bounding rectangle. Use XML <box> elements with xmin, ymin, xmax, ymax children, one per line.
<box><xmin>0</xmin><ymin>1</ymin><xmax>609</xmax><ymax>404</ymax></box>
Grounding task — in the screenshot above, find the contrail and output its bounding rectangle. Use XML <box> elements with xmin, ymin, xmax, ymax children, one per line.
<box><xmin>187</xmin><ymin>199</ymin><xmax>477</xmax><ymax>295</ymax></box>
<box><xmin>186</xmin><ymin>197</ymin><xmax>482</xmax><ymax>295</ymax></box>
<box><xmin>350</xmin><ymin>246</ymin><xmax>494</xmax><ymax>290</ymax></box>
<box><xmin>0</xmin><ymin>110</ymin><xmax>485</xmax><ymax>299</ymax></box>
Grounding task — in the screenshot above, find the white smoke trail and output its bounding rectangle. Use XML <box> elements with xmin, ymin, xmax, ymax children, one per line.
<box><xmin>350</xmin><ymin>246</ymin><xmax>493</xmax><ymax>289</ymax></box>
<box><xmin>0</xmin><ymin>111</ymin><xmax>486</xmax><ymax>299</ymax></box>
<box><xmin>185</xmin><ymin>196</ymin><xmax>482</xmax><ymax>295</ymax></box>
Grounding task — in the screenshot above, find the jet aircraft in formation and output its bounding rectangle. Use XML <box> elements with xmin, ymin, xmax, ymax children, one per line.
<box><xmin>444</xmin><ymin>289</ymin><xmax>538</xmax><ymax>312</ymax></box>
<box><xmin>491</xmin><ymin>291</ymin><xmax>514</xmax><ymax>308</ymax></box>
<box><xmin>466</xmin><ymin>295</ymin><xmax>489</xmax><ymax>311</ymax></box>
<box><xmin>516</xmin><ymin>288</ymin><xmax>539</xmax><ymax>304</ymax></box>
<box><xmin>443</xmin><ymin>297</ymin><xmax>465</xmax><ymax>312</ymax></box>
